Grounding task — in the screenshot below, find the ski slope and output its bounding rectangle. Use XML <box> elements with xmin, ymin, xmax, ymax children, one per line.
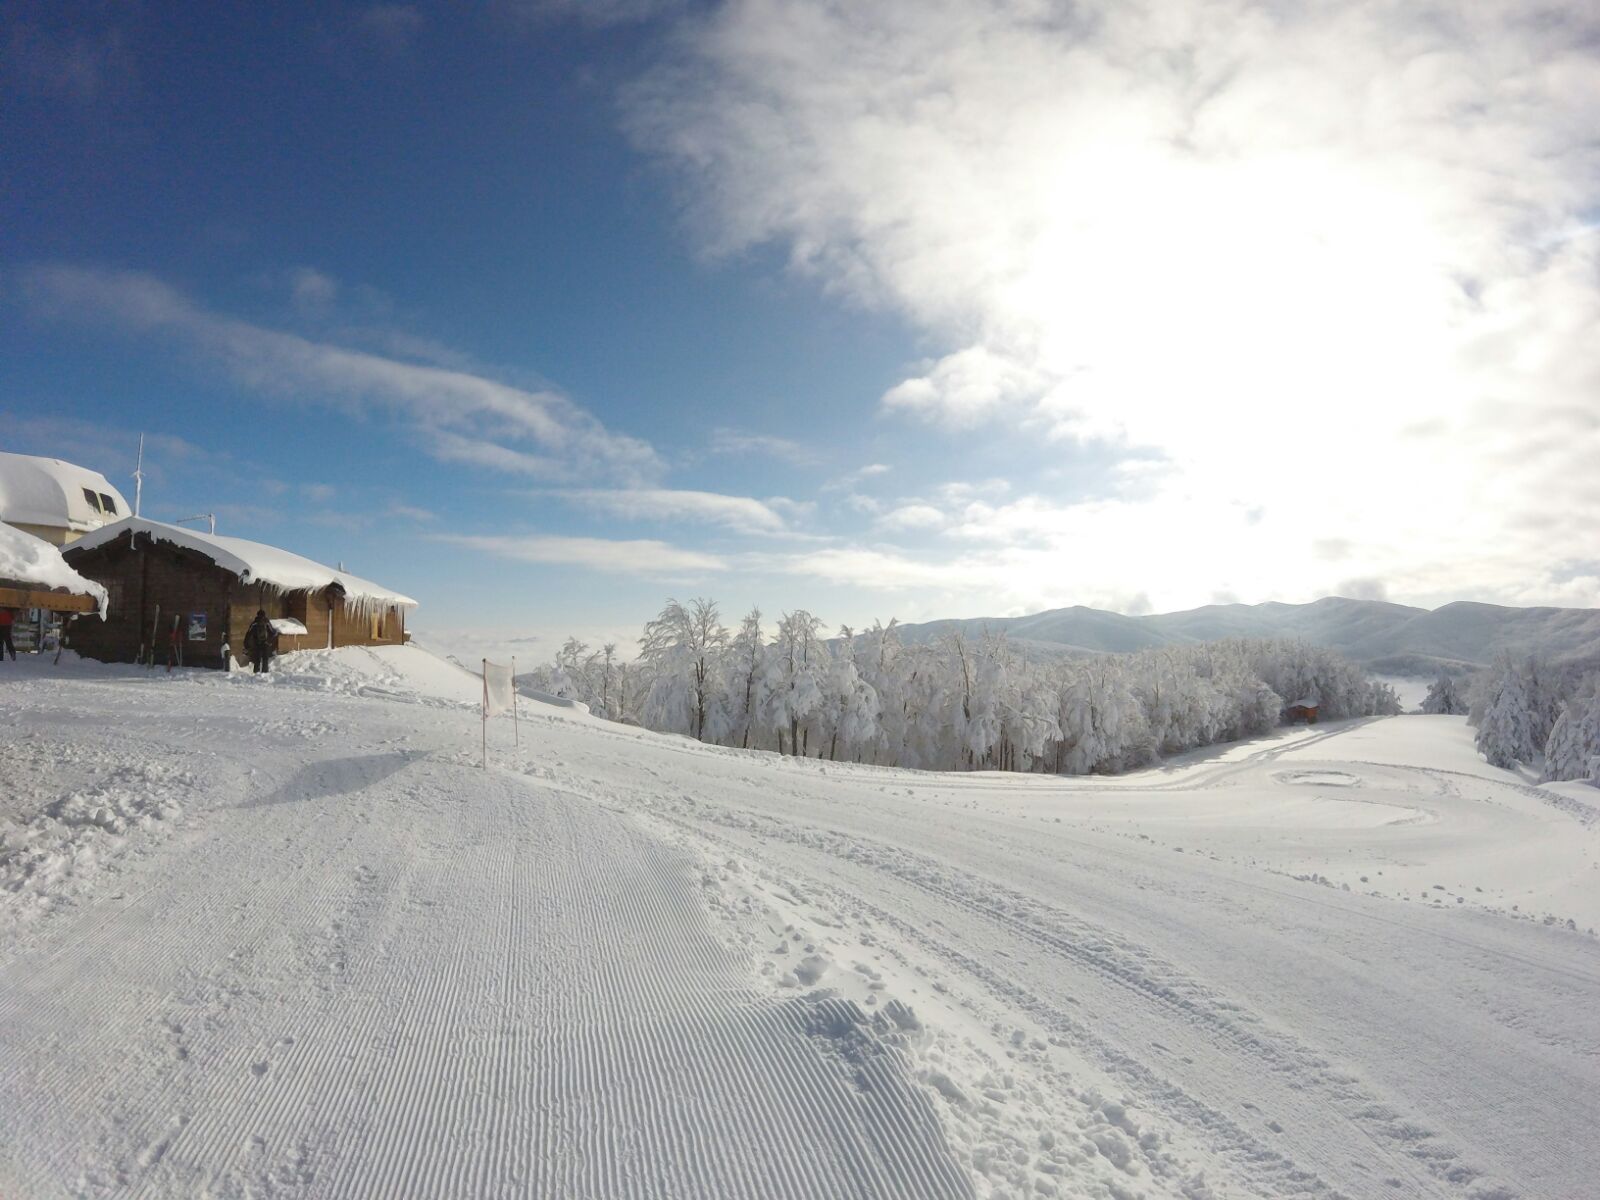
<box><xmin>2</xmin><ymin>648</ymin><xmax>1597</xmax><ymax>1199</ymax></box>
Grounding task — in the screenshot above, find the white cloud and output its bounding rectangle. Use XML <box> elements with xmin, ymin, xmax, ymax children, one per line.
<box><xmin>287</xmin><ymin>266</ymin><xmax>339</xmax><ymax>314</ymax></box>
<box><xmin>19</xmin><ymin>265</ymin><xmax>662</xmax><ymax>486</ymax></box>
<box><xmin>756</xmin><ymin>546</ymin><xmax>978</xmax><ymax>592</ymax></box>
<box><xmin>882</xmin><ymin>346</ymin><xmax>1046</xmax><ymax>428</ymax></box>
<box><xmin>552</xmin><ymin>487</ymin><xmax>791</xmax><ymax>534</ymax></box>
<box><xmin>841</xmin><ymin>492</ymin><xmax>882</xmax><ymax>516</ymax></box>
<box><xmin>875</xmin><ymin>503</ymin><xmax>946</xmax><ymax>533</ymax></box>
<box><xmin>439</xmin><ymin>533</ymin><xmax>724</xmax><ymax>575</ymax></box>
<box><xmin>629</xmin><ymin>0</ymin><xmax>1600</xmax><ymax>609</ymax></box>
<box><xmin>821</xmin><ymin>462</ymin><xmax>891</xmax><ymax>492</ymax></box>
<box><xmin>763</xmin><ymin>495</ymin><xmax>817</xmax><ymax>523</ymax></box>
<box><xmin>707</xmin><ymin>427</ymin><xmax>820</xmax><ymax>466</ymax></box>
<box><xmin>431</xmin><ymin>431</ymin><xmax>569</xmax><ymax>477</ymax></box>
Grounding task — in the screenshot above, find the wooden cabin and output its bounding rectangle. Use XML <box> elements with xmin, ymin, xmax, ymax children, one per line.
<box><xmin>1286</xmin><ymin>698</ymin><xmax>1320</xmax><ymax>724</ymax></box>
<box><xmin>62</xmin><ymin>518</ymin><xmax>415</xmax><ymax>669</ymax></box>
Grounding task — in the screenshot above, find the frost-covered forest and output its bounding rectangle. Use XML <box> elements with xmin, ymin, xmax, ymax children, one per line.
<box><xmin>519</xmin><ymin>599</ymin><xmax>1403</xmax><ymax>775</ymax></box>
<box><xmin>1467</xmin><ymin>656</ymin><xmax>1600</xmax><ymax>782</ymax></box>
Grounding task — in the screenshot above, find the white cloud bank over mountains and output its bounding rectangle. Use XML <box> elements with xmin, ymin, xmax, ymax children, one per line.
<box><xmin>629</xmin><ymin>0</ymin><xmax>1600</xmax><ymax>609</ymax></box>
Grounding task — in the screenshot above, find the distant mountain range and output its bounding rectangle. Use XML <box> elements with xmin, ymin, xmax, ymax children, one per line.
<box><xmin>880</xmin><ymin>597</ymin><xmax>1600</xmax><ymax>676</ymax></box>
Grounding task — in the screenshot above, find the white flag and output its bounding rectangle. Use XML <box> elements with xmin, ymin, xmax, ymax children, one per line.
<box><xmin>483</xmin><ymin>659</ymin><xmax>516</xmax><ymax>717</ymax></box>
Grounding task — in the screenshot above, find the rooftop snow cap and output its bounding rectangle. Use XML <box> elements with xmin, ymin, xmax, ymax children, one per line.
<box><xmin>68</xmin><ymin>517</ymin><xmax>417</xmax><ymax>609</ymax></box>
<box><xmin>0</xmin><ymin>451</ymin><xmax>129</xmax><ymax>536</ymax></box>
<box><xmin>0</xmin><ymin>523</ymin><xmax>109</xmax><ymax>615</ymax></box>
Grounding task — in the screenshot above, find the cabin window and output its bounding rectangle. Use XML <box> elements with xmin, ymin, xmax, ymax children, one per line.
<box><xmin>370</xmin><ymin>611</ymin><xmax>383</xmax><ymax>640</ymax></box>
<box><xmin>99</xmin><ymin>493</ymin><xmax>118</xmax><ymax>514</ymax></box>
<box><xmin>81</xmin><ymin>487</ymin><xmax>103</xmax><ymax>513</ymax></box>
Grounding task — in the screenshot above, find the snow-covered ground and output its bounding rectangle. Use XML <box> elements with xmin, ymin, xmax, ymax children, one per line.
<box><xmin>2</xmin><ymin>648</ymin><xmax>1596</xmax><ymax>1199</ymax></box>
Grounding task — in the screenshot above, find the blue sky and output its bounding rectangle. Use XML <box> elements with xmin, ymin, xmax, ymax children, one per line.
<box><xmin>5</xmin><ymin>1</ymin><xmax>1598</xmax><ymax>657</ymax></box>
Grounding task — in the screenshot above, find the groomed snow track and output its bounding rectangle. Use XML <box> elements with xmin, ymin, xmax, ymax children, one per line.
<box><xmin>0</xmin><ymin>675</ymin><xmax>969</xmax><ymax>1199</ymax></box>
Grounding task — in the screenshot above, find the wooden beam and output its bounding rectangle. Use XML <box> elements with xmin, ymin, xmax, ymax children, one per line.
<box><xmin>0</xmin><ymin>586</ymin><xmax>99</xmax><ymax>613</ymax></box>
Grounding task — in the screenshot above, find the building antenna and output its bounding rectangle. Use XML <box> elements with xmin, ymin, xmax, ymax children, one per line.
<box><xmin>133</xmin><ymin>433</ymin><xmax>145</xmax><ymax>517</ymax></box>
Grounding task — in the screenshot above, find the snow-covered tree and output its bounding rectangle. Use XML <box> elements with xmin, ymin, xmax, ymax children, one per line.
<box><xmin>767</xmin><ymin>610</ymin><xmax>826</xmax><ymax>755</ymax></box>
<box><xmin>817</xmin><ymin>628</ymin><xmax>881</xmax><ymax>761</ymax></box>
<box><xmin>535</xmin><ymin>603</ymin><xmax>1403</xmax><ymax>778</ymax></box>
<box><xmin>554</xmin><ymin>637</ymin><xmax>598</xmax><ymax>701</ymax></box>
<box><xmin>1054</xmin><ymin>659</ymin><xmax>1153</xmax><ymax>774</ymax></box>
<box><xmin>958</xmin><ymin>634</ymin><xmax>1006</xmax><ymax>770</ymax></box>
<box><xmin>1421</xmin><ymin>674</ymin><xmax>1469</xmax><ymax>715</ymax></box>
<box><xmin>596</xmin><ymin>643</ymin><xmax>620</xmax><ymax>720</ymax></box>
<box><xmin>1541</xmin><ymin>675</ymin><xmax>1600</xmax><ymax>783</ymax></box>
<box><xmin>638</xmin><ymin>598</ymin><xmax>729</xmax><ymax>741</ymax></box>
<box><xmin>1524</xmin><ymin>658</ymin><xmax>1567</xmax><ymax>752</ymax></box>
<box><xmin>858</xmin><ymin>619</ymin><xmax>906</xmax><ymax>765</ymax></box>
<box><xmin>724</xmin><ymin>608</ymin><xmax>767</xmax><ymax>750</ymax></box>
<box><xmin>1475</xmin><ymin>655</ymin><xmax>1538</xmax><ymax>769</ymax></box>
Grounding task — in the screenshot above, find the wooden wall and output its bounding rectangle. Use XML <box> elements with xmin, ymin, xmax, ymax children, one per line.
<box><xmin>64</xmin><ymin>532</ymin><xmax>234</xmax><ymax>667</ymax></box>
<box><xmin>330</xmin><ymin>595</ymin><xmax>407</xmax><ymax>649</ymax></box>
<box><xmin>225</xmin><ymin>583</ymin><xmax>326</xmax><ymax>660</ymax></box>
<box><xmin>64</xmin><ymin>532</ymin><xmax>410</xmax><ymax>669</ymax></box>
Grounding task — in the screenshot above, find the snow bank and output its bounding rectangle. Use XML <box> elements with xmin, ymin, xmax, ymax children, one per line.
<box><xmin>255</xmin><ymin>645</ymin><xmax>597</xmax><ymax>718</ymax></box>
<box><xmin>0</xmin><ymin>522</ymin><xmax>108</xmax><ymax>614</ymax></box>
<box><xmin>69</xmin><ymin>517</ymin><xmax>416</xmax><ymax>609</ymax></box>
<box><xmin>0</xmin><ymin>760</ymin><xmax>193</xmax><ymax>924</ymax></box>
<box><xmin>264</xmin><ymin>645</ymin><xmax>485</xmax><ymax>706</ymax></box>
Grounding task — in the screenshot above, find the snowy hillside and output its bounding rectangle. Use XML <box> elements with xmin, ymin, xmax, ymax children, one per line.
<box><xmin>3</xmin><ymin>646</ymin><xmax>1598</xmax><ymax>1198</ymax></box>
<box><xmin>887</xmin><ymin>595</ymin><xmax>1600</xmax><ymax>671</ymax></box>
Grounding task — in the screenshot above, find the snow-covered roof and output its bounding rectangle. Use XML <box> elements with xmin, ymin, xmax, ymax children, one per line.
<box><xmin>0</xmin><ymin>522</ymin><xmax>109</xmax><ymax>614</ymax></box>
<box><xmin>1289</xmin><ymin>696</ymin><xmax>1321</xmax><ymax>709</ymax></box>
<box><xmin>69</xmin><ymin>517</ymin><xmax>417</xmax><ymax>608</ymax></box>
<box><xmin>0</xmin><ymin>452</ymin><xmax>129</xmax><ymax>535</ymax></box>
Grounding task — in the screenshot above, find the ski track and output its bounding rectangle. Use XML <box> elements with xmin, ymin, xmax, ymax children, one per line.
<box><xmin>647</xmin><ymin>799</ymin><xmax>1549</xmax><ymax>1198</ymax></box>
<box><xmin>0</xmin><ymin>678</ymin><xmax>970</xmax><ymax>1199</ymax></box>
<box><xmin>601</xmin><ymin>723</ymin><xmax>1598</xmax><ymax>1200</ymax></box>
<box><xmin>3</xmin><ymin>658</ymin><xmax>1598</xmax><ymax>1199</ymax></box>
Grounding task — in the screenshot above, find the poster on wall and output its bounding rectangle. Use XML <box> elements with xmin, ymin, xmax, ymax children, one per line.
<box><xmin>188</xmin><ymin>613</ymin><xmax>207</xmax><ymax>641</ymax></box>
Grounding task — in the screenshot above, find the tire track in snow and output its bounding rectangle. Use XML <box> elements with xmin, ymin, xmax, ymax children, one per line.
<box><xmin>648</xmin><ymin>796</ymin><xmax>1528</xmax><ymax>1199</ymax></box>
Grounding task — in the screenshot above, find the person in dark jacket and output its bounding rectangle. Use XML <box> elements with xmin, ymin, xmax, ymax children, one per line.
<box><xmin>0</xmin><ymin>607</ymin><xmax>15</xmax><ymax>661</ymax></box>
<box><xmin>243</xmin><ymin>609</ymin><xmax>277</xmax><ymax>674</ymax></box>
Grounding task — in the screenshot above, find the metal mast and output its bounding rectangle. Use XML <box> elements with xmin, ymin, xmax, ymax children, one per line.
<box><xmin>133</xmin><ymin>433</ymin><xmax>144</xmax><ymax>517</ymax></box>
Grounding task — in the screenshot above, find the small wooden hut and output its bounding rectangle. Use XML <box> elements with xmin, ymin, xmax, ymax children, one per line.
<box><xmin>62</xmin><ymin>518</ymin><xmax>415</xmax><ymax>669</ymax></box>
<box><xmin>1286</xmin><ymin>698</ymin><xmax>1320</xmax><ymax>724</ymax></box>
